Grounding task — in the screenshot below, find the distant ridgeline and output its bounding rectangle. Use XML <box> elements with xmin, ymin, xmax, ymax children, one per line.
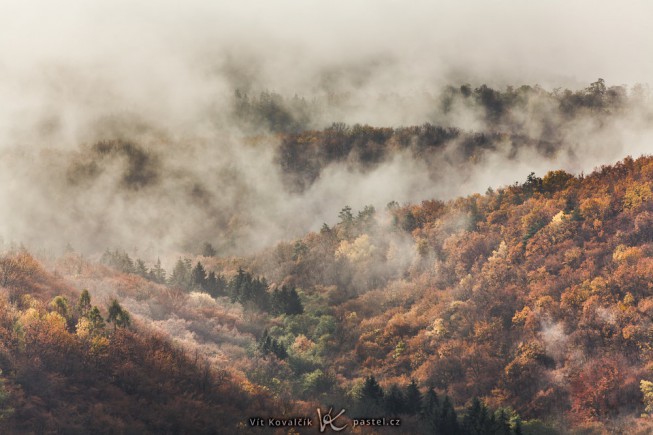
<box><xmin>232</xmin><ymin>80</ymin><xmax>648</xmax><ymax>192</ymax></box>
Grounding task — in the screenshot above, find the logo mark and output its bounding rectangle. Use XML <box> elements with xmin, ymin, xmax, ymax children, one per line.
<box><xmin>316</xmin><ymin>408</ymin><xmax>348</xmax><ymax>432</ymax></box>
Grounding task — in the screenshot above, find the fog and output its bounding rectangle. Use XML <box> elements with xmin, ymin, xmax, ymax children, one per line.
<box><xmin>1</xmin><ymin>1</ymin><xmax>653</xmax><ymax>256</ymax></box>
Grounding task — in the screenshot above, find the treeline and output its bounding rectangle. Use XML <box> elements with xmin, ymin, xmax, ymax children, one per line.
<box><xmin>232</xmin><ymin>79</ymin><xmax>643</xmax><ymax>135</ymax></box>
<box><xmin>351</xmin><ymin>375</ymin><xmax>537</xmax><ymax>434</ymax></box>
<box><xmin>278</xmin><ymin>122</ymin><xmax>500</xmax><ymax>192</ymax></box>
<box><xmin>272</xmin><ymin>79</ymin><xmax>647</xmax><ymax>192</ymax></box>
<box><xmin>100</xmin><ymin>250</ymin><xmax>168</xmax><ymax>284</ymax></box>
<box><xmin>232</xmin><ymin>89</ymin><xmax>317</xmax><ymax>133</ymax></box>
<box><xmin>100</xmin><ymin>251</ymin><xmax>303</xmax><ymax>316</ymax></box>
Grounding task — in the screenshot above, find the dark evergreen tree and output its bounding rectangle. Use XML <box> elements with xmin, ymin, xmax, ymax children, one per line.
<box><xmin>523</xmin><ymin>172</ymin><xmax>543</xmax><ymax>197</ymax></box>
<box><xmin>107</xmin><ymin>300</ymin><xmax>131</xmax><ymax>329</ymax></box>
<box><xmin>338</xmin><ymin>205</ymin><xmax>354</xmax><ymax>238</ymax></box>
<box><xmin>135</xmin><ymin>258</ymin><xmax>148</xmax><ymax>278</ymax></box>
<box><xmin>271</xmin><ymin>286</ymin><xmax>304</xmax><ymax>315</ymax></box>
<box><xmin>229</xmin><ymin>267</ymin><xmax>247</xmax><ymax>303</ymax></box>
<box><xmin>356</xmin><ymin>205</ymin><xmax>376</xmax><ymax>231</ymax></box>
<box><xmin>206</xmin><ymin>272</ymin><xmax>227</xmax><ymax>297</ymax></box>
<box><xmin>51</xmin><ymin>296</ymin><xmax>70</xmax><ymax>319</ymax></box>
<box><xmin>384</xmin><ymin>384</ymin><xmax>405</xmax><ymax>416</ymax></box>
<box><xmin>359</xmin><ymin>375</ymin><xmax>384</xmax><ymax>414</ymax></box>
<box><xmin>77</xmin><ymin>289</ymin><xmax>91</xmax><ymax>316</ymax></box>
<box><xmin>422</xmin><ymin>387</ymin><xmax>440</xmax><ymax>422</ymax></box>
<box><xmin>206</xmin><ymin>271</ymin><xmax>218</xmax><ymax>296</ymax></box>
<box><xmin>469</xmin><ymin>198</ymin><xmax>482</xmax><ymax>231</ymax></box>
<box><xmin>405</xmin><ymin>379</ymin><xmax>422</xmax><ymax>415</ymax></box>
<box><xmin>191</xmin><ymin>262</ymin><xmax>207</xmax><ymax>290</ymax></box>
<box><xmin>258</xmin><ymin>329</ymin><xmax>287</xmax><ymax>359</ymax></box>
<box><xmin>229</xmin><ymin>268</ymin><xmax>271</xmax><ymax>310</ymax></box>
<box><xmin>440</xmin><ymin>396</ymin><xmax>459</xmax><ymax>435</ymax></box>
<box><xmin>402</xmin><ymin>210</ymin><xmax>417</xmax><ymax>232</ymax></box>
<box><xmin>87</xmin><ymin>306</ymin><xmax>105</xmax><ymax>332</ymax></box>
<box><xmin>464</xmin><ymin>397</ymin><xmax>490</xmax><ymax>435</ymax></box>
<box><xmin>251</xmin><ymin>277</ymin><xmax>270</xmax><ymax>311</ymax></box>
<box><xmin>201</xmin><ymin>242</ymin><xmax>217</xmax><ymax>257</ymax></box>
<box><xmin>150</xmin><ymin>257</ymin><xmax>166</xmax><ymax>284</ymax></box>
<box><xmin>492</xmin><ymin>409</ymin><xmax>512</xmax><ymax>435</ymax></box>
<box><xmin>169</xmin><ymin>258</ymin><xmax>191</xmax><ymax>289</ymax></box>
<box><xmin>286</xmin><ymin>288</ymin><xmax>303</xmax><ymax>314</ymax></box>
<box><xmin>101</xmin><ymin>249</ymin><xmax>135</xmax><ymax>274</ymax></box>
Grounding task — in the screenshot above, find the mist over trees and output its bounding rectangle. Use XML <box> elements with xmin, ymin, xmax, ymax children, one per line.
<box><xmin>4</xmin><ymin>75</ymin><xmax>652</xmax><ymax>257</ymax></box>
<box><xmin>3</xmin><ymin>154</ymin><xmax>651</xmax><ymax>432</ymax></box>
<box><xmin>3</xmin><ymin>2</ymin><xmax>653</xmax><ymax>432</ymax></box>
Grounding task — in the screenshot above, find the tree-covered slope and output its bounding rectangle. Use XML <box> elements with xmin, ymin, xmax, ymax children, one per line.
<box><xmin>5</xmin><ymin>155</ymin><xmax>653</xmax><ymax>434</ymax></box>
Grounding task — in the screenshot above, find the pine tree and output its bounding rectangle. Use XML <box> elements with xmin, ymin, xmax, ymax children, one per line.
<box><xmin>251</xmin><ymin>277</ymin><xmax>270</xmax><ymax>310</ymax></box>
<box><xmin>405</xmin><ymin>380</ymin><xmax>422</xmax><ymax>415</ymax></box>
<box><xmin>206</xmin><ymin>271</ymin><xmax>218</xmax><ymax>296</ymax></box>
<box><xmin>360</xmin><ymin>375</ymin><xmax>384</xmax><ymax>413</ymax></box>
<box><xmin>464</xmin><ymin>397</ymin><xmax>489</xmax><ymax>435</ymax></box>
<box><xmin>384</xmin><ymin>384</ymin><xmax>405</xmax><ymax>416</ymax></box>
<box><xmin>170</xmin><ymin>258</ymin><xmax>191</xmax><ymax>289</ymax></box>
<box><xmin>119</xmin><ymin>252</ymin><xmax>134</xmax><ymax>274</ymax></box>
<box><xmin>78</xmin><ymin>289</ymin><xmax>91</xmax><ymax>316</ymax></box>
<box><xmin>440</xmin><ymin>396</ymin><xmax>459</xmax><ymax>435</ymax></box>
<box><xmin>107</xmin><ymin>300</ymin><xmax>131</xmax><ymax>329</ymax></box>
<box><xmin>135</xmin><ymin>259</ymin><xmax>148</xmax><ymax>278</ymax></box>
<box><xmin>88</xmin><ymin>306</ymin><xmax>105</xmax><ymax>332</ymax></box>
<box><xmin>150</xmin><ymin>257</ymin><xmax>166</xmax><ymax>284</ymax></box>
<box><xmin>191</xmin><ymin>262</ymin><xmax>207</xmax><ymax>290</ymax></box>
<box><xmin>229</xmin><ymin>267</ymin><xmax>247</xmax><ymax>302</ymax></box>
<box><xmin>271</xmin><ymin>286</ymin><xmax>303</xmax><ymax>315</ymax></box>
<box><xmin>422</xmin><ymin>387</ymin><xmax>440</xmax><ymax>420</ymax></box>
<box><xmin>202</xmin><ymin>242</ymin><xmax>217</xmax><ymax>257</ymax></box>
<box><xmin>286</xmin><ymin>287</ymin><xmax>304</xmax><ymax>315</ymax></box>
<box><xmin>492</xmin><ymin>409</ymin><xmax>512</xmax><ymax>435</ymax></box>
<box><xmin>50</xmin><ymin>296</ymin><xmax>70</xmax><ymax>319</ymax></box>
<box><xmin>258</xmin><ymin>329</ymin><xmax>287</xmax><ymax>359</ymax></box>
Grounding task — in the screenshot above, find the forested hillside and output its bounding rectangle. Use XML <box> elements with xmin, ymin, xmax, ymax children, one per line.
<box><xmin>5</xmin><ymin>155</ymin><xmax>653</xmax><ymax>433</ymax></box>
<box><xmin>237</xmin><ymin>154</ymin><xmax>653</xmax><ymax>433</ymax></box>
<box><xmin>0</xmin><ymin>254</ymin><xmax>279</xmax><ymax>433</ymax></box>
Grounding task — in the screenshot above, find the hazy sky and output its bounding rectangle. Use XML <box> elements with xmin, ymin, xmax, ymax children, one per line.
<box><xmin>1</xmin><ymin>1</ymin><xmax>652</xmax><ymax>256</ymax></box>
<box><xmin>2</xmin><ymin>1</ymin><xmax>652</xmax><ymax>106</ymax></box>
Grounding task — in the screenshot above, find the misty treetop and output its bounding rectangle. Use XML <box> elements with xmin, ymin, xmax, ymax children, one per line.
<box><xmin>274</xmin><ymin>79</ymin><xmax>649</xmax><ymax>193</ymax></box>
<box><xmin>232</xmin><ymin>79</ymin><xmax>640</xmax><ymax>135</ymax></box>
<box><xmin>4</xmin><ymin>79</ymin><xmax>651</xmax><ymax>258</ymax></box>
